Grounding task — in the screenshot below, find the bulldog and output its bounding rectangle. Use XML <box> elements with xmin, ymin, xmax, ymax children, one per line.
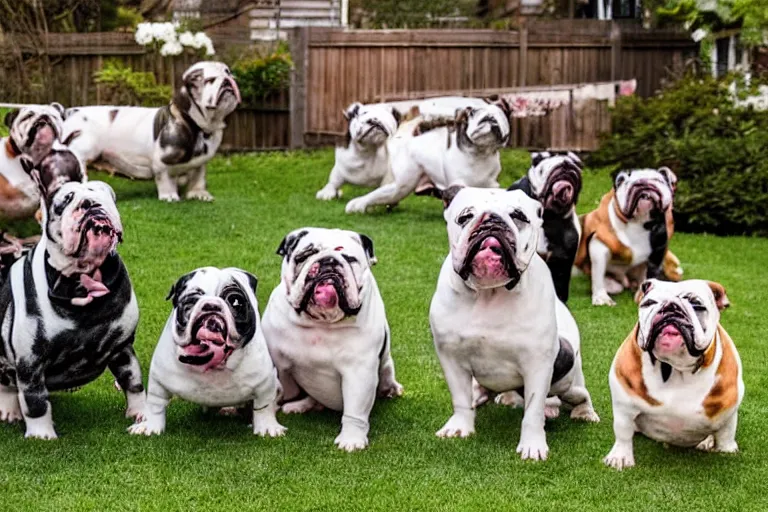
<box><xmin>604</xmin><ymin>279</ymin><xmax>742</xmax><ymax>470</ymax></box>
<box><xmin>261</xmin><ymin>228</ymin><xmax>403</xmax><ymax>452</ymax></box>
<box><xmin>345</xmin><ymin>102</ymin><xmax>510</xmax><ymax>214</ymax></box>
<box><xmin>128</xmin><ymin>267</ymin><xmax>285</xmax><ymax>437</ymax></box>
<box><xmin>61</xmin><ymin>61</ymin><xmax>240</xmax><ymax>202</ymax></box>
<box><xmin>431</xmin><ymin>186</ymin><xmax>598</xmax><ymax>461</ymax></box>
<box><xmin>0</xmin><ymin>161</ymin><xmax>143</xmax><ymax>438</ymax></box>
<box><xmin>316</xmin><ymin>102</ymin><xmax>401</xmax><ymax>200</ymax></box>
<box><xmin>1</xmin><ymin>103</ymin><xmax>67</xmax><ymax>224</ymax></box>
<box><xmin>575</xmin><ymin>167</ymin><xmax>679</xmax><ymax>306</ymax></box>
<box><xmin>508</xmin><ymin>151</ymin><xmax>583</xmax><ymax>303</ymax></box>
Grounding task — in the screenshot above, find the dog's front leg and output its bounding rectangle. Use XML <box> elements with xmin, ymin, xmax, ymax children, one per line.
<box><xmin>185</xmin><ymin>165</ymin><xmax>214</xmax><ymax>202</ymax></box>
<box><xmin>345</xmin><ymin>170</ymin><xmax>421</xmax><ymax>214</ymax></box>
<box><xmin>517</xmin><ymin>362</ymin><xmax>553</xmax><ymax>461</ymax></box>
<box><xmin>335</xmin><ymin>362</ymin><xmax>378</xmax><ymax>452</ymax></box>
<box><xmin>127</xmin><ymin>372</ymin><xmax>170</xmax><ymax>436</ymax></box>
<box><xmin>108</xmin><ymin>344</ymin><xmax>145</xmax><ymax>421</ymax></box>
<box><xmin>316</xmin><ymin>165</ymin><xmax>346</xmax><ymax>200</ymax></box>
<box><xmin>15</xmin><ymin>358</ymin><xmax>56</xmax><ymax>439</ymax></box>
<box><xmin>603</xmin><ymin>403</ymin><xmax>638</xmax><ymax>470</ymax></box>
<box><xmin>154</xmin><ymin>169</ymin><xmax>180</xmax><ymax>202</ymax></box>
<box><xmin>435</xmin><ymin>347</ymin><xmax>475</xmax><ymax>438</ymax></box>
<box><xmin>589</xmin><ymin>239</ymin><xmax>616</xmax><ymax>306</ymax></box>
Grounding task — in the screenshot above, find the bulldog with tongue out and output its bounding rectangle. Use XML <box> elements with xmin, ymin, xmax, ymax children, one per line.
<box><xmin>261</xmin><ymin>227</ymin><xmax>403</xmax><ymax>452</ymax></box>
<box><xmin>0</xmin><ymin>160</ymin><xmax>143</xmax><ymax>439</ymax></box>
<box><xmin>129</xmin><ymin>267</ymin><xmax>285</xmax><ymax>437</ymax></box>
<box><xmin>604</xmin><ymin>279</ymin><xmax>742</xmax><ymax>470</ymax></box>
<box><xmin>431</xmin><ymin>187</ymin><xmax>598</xmax><ymax>462</ymax></box>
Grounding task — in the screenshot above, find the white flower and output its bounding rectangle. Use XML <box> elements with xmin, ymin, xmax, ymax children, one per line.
<box><xmin>153</xmin><ymin>22</ymin><xmax>178</xmax><ymax>44</ymax></box>
<box><xmin>178</xmin><ymin>31</ymin><xmax>195</xmax><ymax>47</ymax></box>
<box><xmin>204</xmin><ymin>42</ymin><xmax>215</xmax><ymax>56</ymax></box>
<box><xmin>193</xmin><ymin>32</ymin><xmax>212</xmax><ymax>49</ymax></box>
<box><xmin>160</xmin><ymin>40</ymin><xmax>183</xmax><ymax>56</ymax></box>
<box><xmin>135</xmin><ymin>23</ymin><xmax>154</xmax><ymax>45</ymax></box>
<box><xmin>691</xmin><ymin>28</ymin><xmax>707</xmax><ymax>42</ymax></box>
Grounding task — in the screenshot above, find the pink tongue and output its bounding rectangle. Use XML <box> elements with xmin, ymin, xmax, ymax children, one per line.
<box><xmin>197</xmin><ymin>326</ymin><xmax>225</xmax><ymax>345</ymax></box>
<box><xmin>85</xmin><ymin>229</ymin><xmax>113</xmax><ymax>257</ymax></box>
<box><xmin>472</xmin><ymin>237</ymin><xmax>506</xmax><ymax>279</ymax></box>
<box><xmin>80</xmin><ymin>272</ymin><xmax>109</xmax><ymax>298</ymax></box>
<box><xmin>314</xmin><ymin>282</ymin><xmax>338</xmax><ymax>308</ymax></box>
<box><xmin>552</xmin><ymin>182</ymin><xmax>573</xmax><ymax>202</ymax></box>
<box><xmin>658</xmin><ymin>325</ymin><xmax>683</xmax><ymax>351</ymax></box>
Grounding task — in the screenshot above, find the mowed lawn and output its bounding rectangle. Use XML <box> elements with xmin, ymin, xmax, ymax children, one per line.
<box><xmin>1</xmin><ymin>149</ymin><xmax>767</xmax><ymax>511</ymax></box>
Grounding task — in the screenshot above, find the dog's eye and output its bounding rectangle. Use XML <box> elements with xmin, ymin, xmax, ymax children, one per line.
<box><xmin>640</xmin><ymin>298</ymin><xmax>657</xmax><ymax>308</ymax></box>
<box><xmin>225</xmin><ymin>292</ymin><xmax>245</xmax><ymax>311</ymax></box>
<box><xmin>456</xmin><ymin>209</ymin><xmax>474</xmax><ymax>227</ymax></box>
<box><xmin>688</xmin><ymin>298</ymin><xmax>707</xmax><ymax>311</ymax></box>
<box><xmin>509</xmin><ymin>209</ymin><xmax>530</xmax><ymax>227</ymax></box>
<box><xmin>205</xmin><ymin>77</ymin><xmax>215</xmax><ymax>85</ymax></box>
<box><xmin>53</xmin><ymin>192</ymin><xmax>74</xmax><ymax>216</ymax></box>
<box><xmin>342</xmin><ymin>254</ymin><xmax>358</xmax><ymax>265</ymax></box>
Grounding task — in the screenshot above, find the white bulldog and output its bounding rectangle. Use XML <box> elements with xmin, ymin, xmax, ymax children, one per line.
<box><xmin>261</xmin><ymin>228</ymin><xmax>403</xmax><ymax>452</ymax></box>
<box><xmin>128</xmin><ymin>267</ymin><xmax>285</xmax><ymax>437</ymax></box>
<box><xmin>345</xmin><ymin>103</ymin><xmax>510</xmax><ymax>213</ymax></box>
<box><xmin>1</xmin><ymin>103</ymin><xmax>67</xmax><ymax>223</ymax></box>
<box><xmin>316</xmin><ymin>102</ymin><xmax>401</xmax><ymax>200</ymax></box>
<box><xmin>604</xmin><ymin>279</ymin><xmax>742</xmax><ymax>470</ymax></box>
<box><xmin>61</xmin><ymin>61</ymin><xmax>240</xmax><ymax>202</ymax></box>
<box><xmin>430</xmin><ymin>186</ymin><xmax>598</xmax><ymax>461</ymax></box>
<box><xmin>575</xmin><ymin>168</ymin><xmax>676</xmax><ymax>306</ymax></box>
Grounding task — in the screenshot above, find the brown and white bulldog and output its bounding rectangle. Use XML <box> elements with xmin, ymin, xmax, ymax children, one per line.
<box><xmin>574</xmin><ymin>168</ymin><xmax>683</xmax><ymax>306</ymax></box>
<box><xmin>604</xmin><ymin>279</ymin><xmax>743</xmax><ymax>470</ymax></box>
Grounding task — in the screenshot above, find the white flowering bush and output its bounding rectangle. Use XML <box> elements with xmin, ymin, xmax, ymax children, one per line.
<box><xmin>134</xmin><ymin>22</ymin><xmax>215</xmax><ymax>57</ymax></box>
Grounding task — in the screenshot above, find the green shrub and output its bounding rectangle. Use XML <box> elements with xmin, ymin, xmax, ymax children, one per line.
<box><xmin>231</xmin><ymin>46</ymin><xmax>292</xmax><ymax>108</ymax></box>
<box><xmin>93</xmin><ymin>60</ymin><xmax>172</xmax><ymax>107</ymax></box>
<box><xmin>590</xmin><ymin>73</ymin><xmax>768</xmax><ymax>236</ymax></box>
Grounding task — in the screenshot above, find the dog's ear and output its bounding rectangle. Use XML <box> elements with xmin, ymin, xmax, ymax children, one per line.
<box><xmin>494</xmin><ymin>97</ymin><xmax>512</xmax><ymax>119</ymax></box>
<box><xmin>566</xmin><ymin>151</ymin><xmax>584</xmax><ymax>169</ymax></box>
<box><xmin>658</xmin><ymin>166</ymin><xmax>677</xmax><ymax>190</ymax></box>
<box><xmin>634</xmin><ymin>279</ymin><xmax>658</xmax><ymax>304</ymax></box>
<box><xmin>276</xmin><ymin>229</ymin><xmax>309</xmax><ymax>260</ymax></box>
<box><xmin>442</xmin><ymin>184</ymin><xmax>465</xmax><ymax>210</ymax></box>
<box><xmin>707</xmin><ymin>281</ymin><xmax>730</xmax><ymax>311</ymax></box>
<box><xmin>530</xmin><ymin>152</ymin><xmax>548</xmax><ymax>168</ymax></box>
<box><xmin>343</xmin><ymin>102</ymin><xmax>362</xmax><ymax>120</ymax></box>
<box><xmin>238</xmin><ymin>270</ymin><xmax>258</xmax><ymax>295</ymax></box>
<box><xmin>391</xmin><ymin>107</ymin><xmax>402</xmax><ymax>126</ymax></box>
<box><xmin>175</xmin><ymin>68</ymin><xmax>203</xmax><ymax>112</ymax></box>
<box><xmin>50</xmin><ymin>102</ymin><xmax>66</xmax><ymax>119</ymax></box>
<box><xmin>454</xmin><ymin>107</ymin><xmax>472</xmax><ymax>125</ymax></box>
<box><xmin>4</xmin><ymin>109</ymin><xmax>19</xmax><ymax>129</ymax></box>
<box><xmin>355</xmin><ymin>233</ymin><xmax>377</xmax><ymax>265</ymax></box>
<box><xmin>25</xmin><ymin>150</ymin><xmax>86</xmax><ymax>204</ymax></box>
<box><xmin>614</xmin><ymin>171</ymin><xmax>629</xmax><ymax>189</ymax></box>
<box><xmin>166</xmin><ymin>271</ymin><xmax>197</xmax><ymax>308</ymax></box>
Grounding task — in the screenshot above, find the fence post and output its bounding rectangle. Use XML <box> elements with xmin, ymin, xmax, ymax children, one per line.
<box><xmin>519</xmin><ymin>23</ymin><xmax>528</xmax><ymax>87</ymax></box>
<box><xmin>289</xmin><ymin>26</ymin><xmax>309</xmax><ymax>150</ymax></box>
<box><xmin>610</xmin><ymin>22</ymin><xmax>622</xmax><ymax>82</ymax></box>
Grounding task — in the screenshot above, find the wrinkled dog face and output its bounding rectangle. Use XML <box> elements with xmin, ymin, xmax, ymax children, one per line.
<box><xmin>277</xmin><ymin>227</ymin><xmax>376</xmax><ymax>323</ymax></box>
<box><xmin>5</xmin><ymin>103</ymin><xmax>65</xmax><ymax>165</ymax></box>
<box><xmin>455</xmin><ymin>104</ymin><xmax>510</xmax><ymax>150</ymax></box>
<box><xmin>614</xmin><ymin>168</ymin><xmax>674</xmax><ymax>220</ymax></box>
<box><xmin>527</xmin><ymin>151</ymin><xmax>583</xmax><ymax>215</ymax></box>
<box><xmin>167</xmin><ymin>267</ymin><xmax>258</xmax><ymax>372</ymax></box>
<box><xmin>344</xmin><ymin>102</ymin><xmax>401</xmax><ymax>146</ymax></box>
<box><xmin>177</xmin><ymin>61</ymin><xmax>241</xmax><ymax>129</ymax></box>
<box><xmin>442</xmin><ymin>187</ymin><xmax>542</xmax><ymax>290</ymax></box>
<box><xmin>637</xmin><ymin>279</ymin><xmax>729</xmax><ymax>371</ymax></box>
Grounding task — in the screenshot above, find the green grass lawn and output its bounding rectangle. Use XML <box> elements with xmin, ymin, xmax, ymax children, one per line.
<box><xmin>1</xmin><ymin>149</ymin><xmax>767</xmax><ymax>511</ymax></box>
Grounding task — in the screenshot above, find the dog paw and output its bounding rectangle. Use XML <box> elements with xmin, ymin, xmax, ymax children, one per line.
<box><xmin>592</xmin><ymin>291</ymin><xmax>616</xmax><ymax>307</ymax></box>
<box><xmin>714</xmin><ymin>440</ymin><xmax>739</xmax><ymax>453</ymax></box>
<box><xmin>127</xmin><ymin>421</ymin><xmax>164</xmax><ymax>436</ymax></box>
<box><xmin>570</xmin><ymin>404</ymin><xmax>600</xmax><ymax>423</ymax></box>
<box><xmin>125</xmin><ymin>408</ymin><xmax>145</xmax><ymax>423</ymax></box>
<box><xmin>158</xmin><ymin>193</ymin><xmax>180</xmax><ymax>202</ymax></box>
<box><xmin>316</xmin><ymin>186</ymin><xmax>340</xmax><ymax>201</ymax></box>
<box><xmin>186</xmin><ymin>190</ymin><xmax>214</xmax><ymax>202</ymax></box>
<box><xmin>217</xmin><ymin>406</ymin><xmax>242</xmax><ymax>417</ymax></box>
<box><xmin>253</xmin><ymin>419</ymin><xmax>287</xmax><ymax>438</ymax></box>
<box><xmin>517</xmin><ymin>438</ymin><xmax>549</xmax><ymax>461</ymax></box>
<box><xmin>0</xmin><ymin>407</ymin><xmax>22</xmax><ymax>423</ymax></box>
<box><xmin>377</xmin><ymin>381</ymin><xmax>404</xmax><ymax>399</ymax></box>
<box><xmin>345</xmin><ymin>198</ymin><xmax>368</xmax><ymax>214</ymax></box>
<box><xmin>472</xmin><ymin>380</ymin><xmax>490</xmax><ymax>408</ymax></box>
<box><xmin>281</xmin><ymin>397</ymin><xmax>322</xmax><ymax>414</ymax></box>
<box><xmin>545</xmin><ymin>405</ymin><xmax>561</xmax><ymax>419</ymax></box>
<box><xmin>603</xmin><ymin>446</ymin><xmax>635</xmax><ymax>470</ymax></box>
<box><xmin>495</xmin><ymin>391</ymin><xmax>524</xmax><ymax>408</ymax></box>
<box><xmin>334</xmin><ymin>432</ymin><xmax>368</xmax><ymax>452</ymax></box>
<box><xmin>436</xmin><ymin>415</ymin><xmax>475</xmax><ymax>438</ymax></box>
<box><xmin>696</xmin><ymin>435</ymin><xmax>715</xmax><ymax>451</ymax></box>
<box><xmin>24</xmin><ymin>427</ymin><xmax>58</xmax><ymax>440</ymax></box>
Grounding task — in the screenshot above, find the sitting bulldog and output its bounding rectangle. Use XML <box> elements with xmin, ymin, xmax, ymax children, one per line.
<box><xmin>575</xmin><ymin>167</ymin><xmax>680</xmax><ymax>306</ymax></box>
<box><xmin>604</xmin><ymin>279</ymin><xmax>742</xmax><ymax>470</ymax></box>
<box><xmin>261</xmin><ymin>228</ymin><xmax>403</xmax><ymax>452</ymax></box>
<box><xmin>61</xmin><ymin>61</ymin><xmax>240</xmax><ymax>202</ymax></box>
<box><xmin>508</xmin><ymin>151</ymin><xmax>583</xmax><ymax>303</ymax></box>
<box><xmin>345</xmin><ymin>102</ymin><xmax>510</xmax><ymax>214</ymax></box>
<box><xmin>128</xmin><ymin>267</ymin><xmax>285</xmax><ymax>437</ymax></box>
<box><xmin>0</xmin><ymin>157</ymin><xmax>142</xmax><ymax>438</ymax></box>
<box><xmin>431</xmin><ymin>186</ymin><xmax>598</xmax><ymax>461</ymax></box>
<box><xmin>316</xmin><ymin>102</ymin><xmax>401</xmax><ymax>200</ymax></box>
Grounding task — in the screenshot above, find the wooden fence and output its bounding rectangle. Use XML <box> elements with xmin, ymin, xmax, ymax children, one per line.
<box><xmin>290</xmin><ymin>21</ymin><xmax>697</xmax><ymax>149</ymax></box>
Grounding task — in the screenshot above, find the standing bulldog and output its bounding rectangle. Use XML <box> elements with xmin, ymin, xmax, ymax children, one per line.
<box><xmin>61</xmin><ymin>61</ymin><xmax>240</xmax><ymax>202</ymax></box>
<box><xmin>431</xmin><ymin>187</ymin><xmax>598</xmax><ymax>461</ymax></box>
<box><xmin>345</xmin><ymin>102</ymin><xmax>510</xmax><ymax>214</ymax></box>
<box><xmin>128</xmin><ymin>267</ymin><xmax>285</xmax><ymax>437</ymax></box>
<box><xmin>261</xmin><ymin>228</ymin><xmax>403</xmax><ymax>452</ymax></box>
<box><xmin>316</xmin><ymin>102</ymin><xmax>401</xmax><ymax>200</ymax></box>
<box><xmin>575</xmin><ymin>168</ymin><xmax>678</xmax><ymax>306</ymax></box>
<box><xmin>508</xmin><ymin>151</ymin><xmax>583</xmax><ymax>303</ymax></box>
<box><xmin>604</xmin><ymin>279</ymin><xmax>742</xmax><ymax>470</ymax></box>
<box><xmin>0</xmin><ymin>161</ymin><xmax>143</xmax><ymax>438</ymax></box>
<box><xmin>1</xmin><ymin>103</ymin><xmax>67</xmax><ymax>225</ymax></box>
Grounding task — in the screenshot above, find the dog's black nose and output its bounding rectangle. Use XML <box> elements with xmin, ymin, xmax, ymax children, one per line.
<box><xmin>201</xmin><ymin>303</ymin><xmax>223</xmax><ymax>313</ymax></box>
<box><xmin>80</xmin><ymin>199</ymin><xmax>93</xmax><ymax>210</ymax></box>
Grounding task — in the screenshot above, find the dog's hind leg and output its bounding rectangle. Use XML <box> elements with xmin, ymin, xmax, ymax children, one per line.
<box><xmin>0</xmin><ymin>383</ymin><xmax>21</xmax><ymax>423</ymax></box>
<box><xmin>185</xmin><ymin>165</ymin><xmax>214</xmax><ymax>202</ymax></box>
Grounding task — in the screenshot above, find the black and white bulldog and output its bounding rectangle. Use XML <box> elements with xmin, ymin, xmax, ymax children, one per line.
<box><xmin>261</xmin><ymin>228</ymin><xmax>403</xmax><ymax>452</ymax></box>
<box><xmin>1</xmin><ymin>103</ymin><xmax>67</xmax><ymax>224</ymax></box>
<box><xmin>316</xmin><ymin>102</ymin><xmax>401</xmax><ymax>200</ymax></box>
<box><xmin>508</xmin><ymin>151</ymin><xmax>583</xmax><ymax>303</ymax></box>
<box><xmin>430</xmin><ymin>186</ymin><xmax>598</xmax><ymax>461</ymax></box>
<box><xmin>128</xmin><ymin>267</ymin><xmax>285</xmax><ymax>437</ymax></box>
<box><xmin>604</xmin><ymin>279</ymin><xmax>742</xmax><ymax>470</ymax></box>
<box><xmin>61</xmin><ymin>61</ymin><xmax>240</xmax><ymax>202</ymax></box>
<box><xmin>345</xmin><ymin>103</ymin><xmax>510</xmax><ymax>213</ymax></box>
<box><xmin>575</xmin><ymin>168</ymin><xmax>676</xmax><ymax>306</ymax></box>
<box><xmin>0</xmin><ymin>162</ymin><xmax>143</xmax><ymax>438</ymax></box>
